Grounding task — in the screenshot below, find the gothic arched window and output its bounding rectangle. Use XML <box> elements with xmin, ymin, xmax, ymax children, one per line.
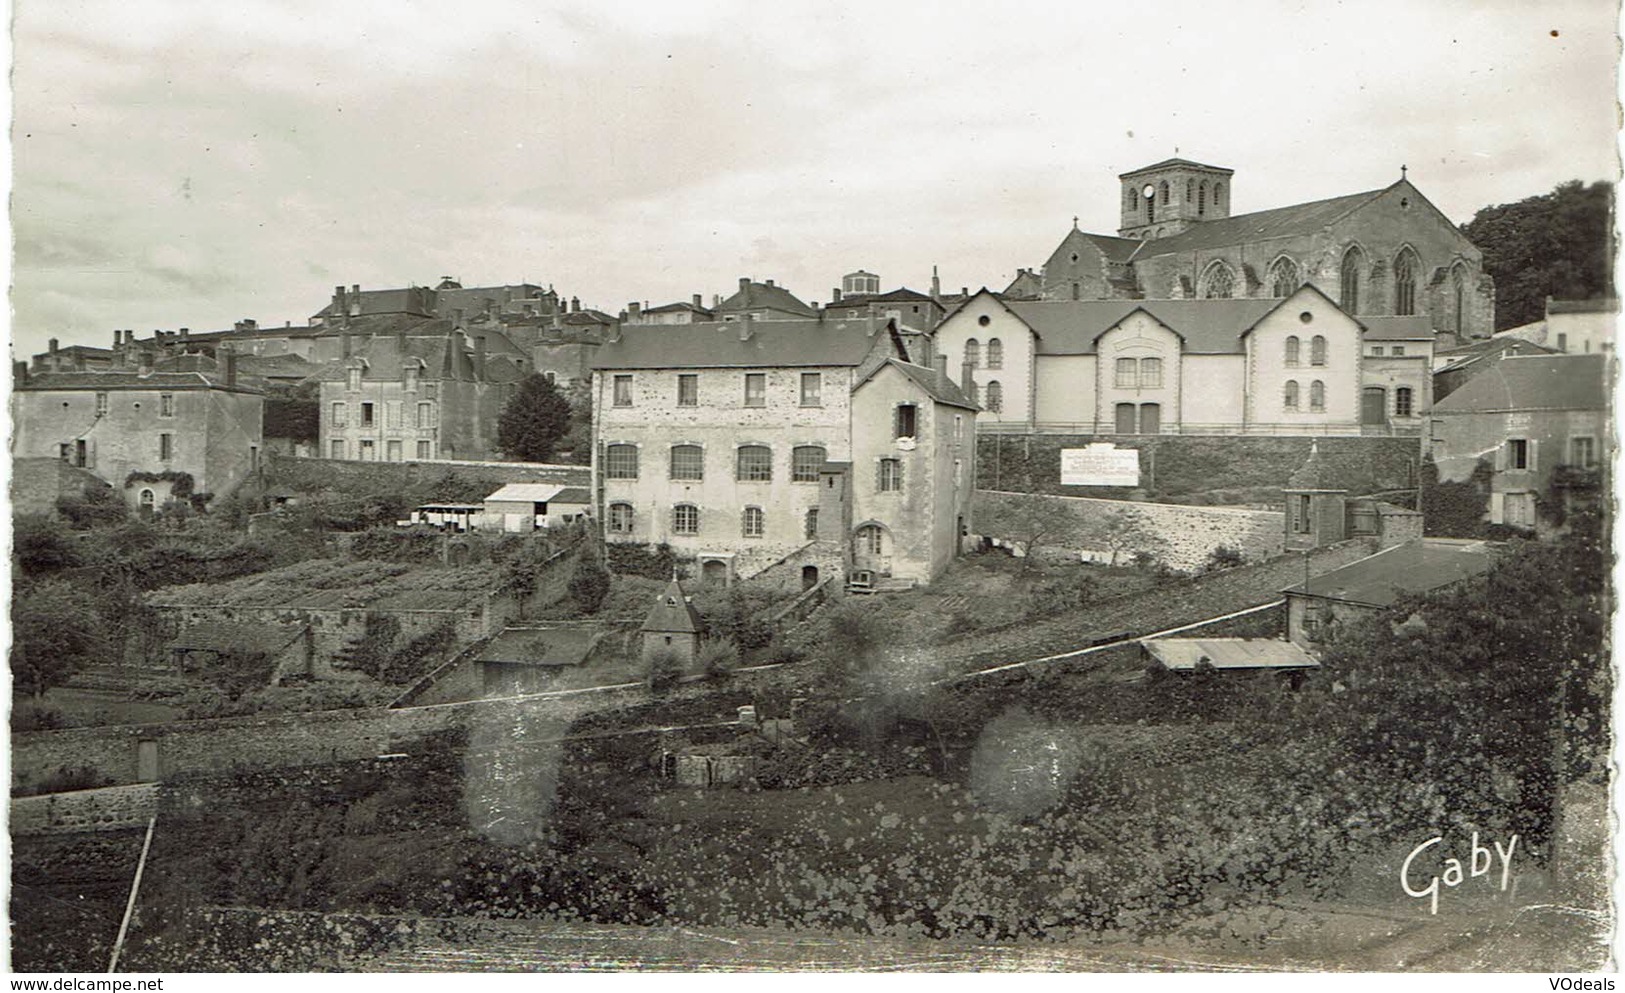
<box><xmin>1147</xmin><ymin>194</ymin><xmax>1155</xmax><ymax>223</ymax></box>
<box><xmin>1340</xmin><ymin>246</ymin><xmax>1365</xmax><ymax>313</ymax></box>
<box><xmin>1269</xmin><ymin>256</ymin><xmax>1301</xmax><ymax>297</ymax></box>
<box><xmin>1200</xmin><ymin>261</ymin><xmax>1236</xmax><ymax>299</ymax></box>
<box><xmin>1186</xmin><ymin>179</ymin><xmax>1195</xmax><ymax>202</ymax></box>
<box><xmin>1451</xmin><ymin>262</ymin><xmax>1469</xmax><ymax>334</ymax></box>
<box><xmin>1159</xmin><ymin>181</ymin><xmax>1170</xmax><ymax>205</ymax></box>
<box><xmin>1213</xmin><ymin>182</ymin><xmax>1224</xmax><ymax>209</ymax></box>
<box><xmin>1393</xmin><ymin>247</ymin><xmax>1419</xmax><ymax>316</ymax></box>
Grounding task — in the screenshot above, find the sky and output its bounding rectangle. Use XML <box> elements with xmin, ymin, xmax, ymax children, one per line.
<box><xmin>9</xmin><ymin>0</ymin><xmax>1620</xmax><ymax>359</ymax></box>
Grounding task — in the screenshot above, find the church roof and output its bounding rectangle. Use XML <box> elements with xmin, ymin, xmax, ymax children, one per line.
<box><xmin>1132</xmin><ymin>187</ymin><xmax>1389</xmax><ymax>257</ymax></box>
<box><xmin>1431</xmin><ymin>353</ymin><xmax>1609</xmax><ymax>414</ymax></box>
<box><xmin>1049</xmin><ymin>226</ymin><xmax>1143</xmax><ymax>264</ymax></box>
<box><xmin>1002</xmin><ymin>298</ymin><xmax>1281</xmax><ymax>355</ymax></box>
<box><xmin>591</xmin><ymin>318</ymin><xmax>897</xmax><ymax>370</ymax></box>
<box><xmin>1120</xmin><ymin>158</ymin><xmax>1234</xmax><ymax>178</ymax></box>
<box><xmin>641</xmin><ymin>579</ymin><xmax>702</xmax><ymax>634</ymax></box>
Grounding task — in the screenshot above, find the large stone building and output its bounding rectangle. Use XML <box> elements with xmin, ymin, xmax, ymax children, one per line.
<box><xmin>590</xmin><ymin>316</ymin><xmax>978</xmax><ymax>588</ymax></box>
<box><xmin>1019</xmin><ymin>158</ymin><xmax>1495</xmax><ymax>339</ymax></box>
<box><xmin>932</xmin><ymin>284</ymin><xmax>1434</xmax><ymax>436</ymax></box>
<box><xmin>11</xmin><ymin>358</ymin><xmax>265</xmax><ymax>510</ymax></box>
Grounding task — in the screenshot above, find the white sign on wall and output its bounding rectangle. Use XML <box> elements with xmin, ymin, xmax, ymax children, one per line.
<box><xmin>1060</xmin><ymin>443</ymin><xmax>1140</xmax><ymax>487</ymax></box>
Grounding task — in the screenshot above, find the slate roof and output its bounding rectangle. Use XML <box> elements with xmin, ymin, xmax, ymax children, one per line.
<box><xmin>1431</xmin><ymin>354</ymin><xmax>1609</xmax><ymax>414</ymax></box>
<box><xmin>1120</xmin><ymin>157</ymin><xmax>1234</xmax><ymax>177</ymax></box>
<box><xmin>827</xmin><ymin>287</ymin><xmax>939</xmax><ymax>309</ymax></box>
<box><xmin>1434</xmin><ymin>335</ymin><xmax>1555</xmax><ymax>374</ymax></box>
<box><xmin>642</xmin><ymin>579</ymin><xmax>701</xmax><ymax>634</ymax></box>
<box><xmin>169</xmin><ymin>621</ymin><xmax>306</xmax><ymax>656</ymax></box>
<box><xmin>1132</xmin><ymin>187</ymin><xmax>1390</xmax><ymax>257</ymax></box>
<box><xmin>311</xmin><ymin>287</ymin><xmax>436</xmax><ymax>321</ymax></box>
<box><xmin>715</xmin><ymin>280</ymin><xmax>816</xmax><ymax>317</ymax></box>
<box><xmin>1284</xmin><ymin>539</ymin><xmax>1495</xmax><ymax>607</ymax></box>
<box><xmin>1048</xmin><ymin>227</ymin><xmax>1142</xmax><ymax>264</ymax></box>
<box><xmin>1360</xmin><ymin>317</ymin><xmax>1436</xmax><ymax>341</ymax></box>
<box><xmin>477</xmin><ymin>626</ymin><xmax>598</xmax><ymax>667</ymax></box>
<box><xmin>1285</xmin><ymin>442</ymin><xmax>1343</xmax><ymax>491</ymax></box>
<box><xmin>309</xmin><ymin>327</ymin><xmax>527</xmax><ymax>384</ymax></box>
<box><xmin>18</xmin><ymin>370</ymin><xmax>265</xmax><ymax>394</ymax></box>
<box><xmin>553</xmin><ymin>486</ymin><xmax>591</xmax><ymax>504</ymax></box>
<box><xmin>591</xmin><ymin>319</ymin><xmax>894</xmax><ymax>370</ymax></box>
<box><xmin>1142</xmin><ymin>637</ymin><xmax>1318</xmax><ymax>671</ymax></box>
<box><xmin>1547</xmin><ymin>297</ymin><xmax>1619</xmax><ymax>315</ymax></box>
<box><xmin>641</xmin><ymin>301</ymin><xmax>715</xmax><ymax>317</ymax></box>
<box><xmin>867</xmin><ymin>358</ymin><xmax>979</xmax><ymax>411</ymax></box>
<box><xmin>1002</xmin><ymin>298</ymin><xmax>1282</xmax><ymax>355</ymax></box>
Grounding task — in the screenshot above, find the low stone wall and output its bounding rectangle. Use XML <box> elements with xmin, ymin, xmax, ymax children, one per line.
<box><xmin>973</xmin><ymin>489</ymin><xmax>1284</xmax><ymax>572</ymax></box>
<box><xmin>11</xmin><ymin>783</ymin><xmax>159</xmax><ymax>835</ymax></box>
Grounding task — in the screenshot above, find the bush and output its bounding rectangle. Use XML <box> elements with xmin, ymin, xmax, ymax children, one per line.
<box><xmin>697</xmin><ymin>638</ymin><xmax>741</xmax><ymax>679</ymax></box>
<box><xmin>11</xmin><ymin>703</ymin><xmax>67</xmax><ymax>732</ymax></box>
<box><xmin>605</xmin><ymin>542</ymin><xmax>677</xmax><ymax>580</ymax></box>
<box><xmin>55</xmin><ymin>484</ymin><xmax>127</xmax><ymax>529</ymax></box>
<box><xmin>568</xmin><ymin>556</ymin><xmax>612</xmax><ymax>614</ymax></box>
<box><xmin>31</xmin><ymin>764</ymin><xmax>115</xmax><ymax>795</ymax></box>
<box><xmin>1202</xmin><ymin>545</ymin><xmax>1246</xmax><ymax>573</ymax></box>
<box><xmin>645</xmin><ymin>647</ymin><xmax>683</xmax><ymax>695</ymax></box>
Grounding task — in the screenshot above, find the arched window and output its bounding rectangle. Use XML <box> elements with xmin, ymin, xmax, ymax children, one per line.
<box><xmin>1310</xmin><ymin>335</ymin><xmax>1327</xmax><ymax>367</ymax></box>
<box><xmin>1159</xmin><ymin>181</ymin><xmax>1170</xmax><ymax>205</ymax></box>
<box><xmin>1147</xmin><ymin>194</ymin><xmax>1155</xmax><ymax>224</ymax></box>
<box><xmin>986</xmin><ymin>338</ymin><xmax>1003</xmax><ymax>369</ymax></box>
<box><xmin>792</xmin><ymin>445</ymin><xmax>826</xmax><ymax>483</ymax></box>
<box><xmin>1186</xmin><ymin>179</ymin><xmax>1194</xmax><ymax>202</ymax></box>
<box><xmin>1126</xmin><ymin>187</ymin><xmax>1138</xmax><ymax>213</ymax></box>
<box><xmin>1340</xmin><ymin>246</ymin><xmax>1365</xmax><ymax>313</ymax></box>
<box><xmin>804</xmin><ymin>508</ymin><xmax>819</xmax><ymax>539</ymax></box>
<box><xmin>1285</xmin><ymin>335</ymin><xmax>1301</xmax><ymax>367</ymax></box>
<box><xmin>1283</xmin><ymin>380</ymin><xmax>1300</xmax><ymax>410</ymax></box>
<box><xmin>672</xmin><ymin>504</ymin><xmax>700</xmax><ymax>535</ymax></box>
<box><xmin>985</xmin><ymin>380</ymin><xmax>1003</xmax><ymax>413</ymax></box>
<box><xmin>1268</xmin><ymin>256</ymin><xmax>1301</xmax><ymax>297</ymax></box>
<box><xmin>607</xmin><ymin>503</ymin><xmax>634</xmax><ymax>533</ymax></box>
<box><xmin>1451</xmin><ymin>263</ymin><xmax>1468</xmax><ymax>335</ymax></box>
<box><xmin>742</xmin><ymin>506</ymin><xmax>765</xmax><ymax>538</ymax></box>
<box><xmin>1213</xmin><ymin>182</ymin><xmax>1224</xmax><ymax>209</ymax></box>
<box><xmin>1309</xmin><ymin>380</ymin><xmax>1325</xmax><ymax>411</ymax></box>
<box><xmin>1198</xmin><ymin>182</ymin><xmax>1208</xmax><ymax>216</ymax></box>
<box><xmin>736</xmin><ymin>445</ymin><xmax>772</xmax><ymax>481</ymax></box>
<box><xmin>669</xmin><ymin>444</ymin><xmax>704</xmax><ymax>480</ymax></box>
<box><xmin>1395</xmin><ymin>387</ymin><xmax>1414</xmax><ymax>417</ymax></box>
<box><xmin>605</xmin><ymin>444</ymin><xmax>638</xmax><ymax>479</ymax></box>
<box><xmin>139</xmin><ymin>489</ymin><xmax>156</xmax><ymax>515</ymax></box>
<box><xmin>1200</xmin><ymin>261</ymin><xmax>1236</xmax><ymax>299</ymax></box>
<box><xmin>964</xmin><ymin>338</ymin><xmax>980</xmax><ymax>368</ymax></box>
<box><xmin>1393</xmin><ymin>247</ymin><xmax>1419</xmax><ymax>316</ymax></box>
<box><xmin>858</xmin><ymin>524</ymin><xmax>885</xmax><ymax>555</ymax></box>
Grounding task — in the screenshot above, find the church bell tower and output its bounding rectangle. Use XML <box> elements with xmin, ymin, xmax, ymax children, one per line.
<box><xmin>1118</xmin><ymin>158</ymin><xmax>1235</xmax><ymax>240</ymax></box>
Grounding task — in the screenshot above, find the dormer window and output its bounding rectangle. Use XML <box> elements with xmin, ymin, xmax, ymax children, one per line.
<box><xmin>347</xmin><ymin>368</ymin><xmax>362</xmax><ymax>392</ymax></box>
<box><xmin>404</xmin><ymin>366</ymin><xmax>420</xmax><ymax>391</ymax></box>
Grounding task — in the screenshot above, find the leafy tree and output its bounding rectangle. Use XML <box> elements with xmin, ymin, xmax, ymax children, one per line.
<box><xmin>497</xmin><ymin>373</ymin><xmax>575</xmax><ymax>463</ymax></box>
<box><xmin>567</xmin><ymin>554</ymin><xmax>611</xmax><ymax>614</ymax></box>
<box><xmin>12</xmin><ymin>580</ymin><xmax>104</xmax><ymax>697</ymax></box>
<box><xmin>1461</xmin><ymin>180</ymin><xmax>1614</xmax><ymax>331</ymax></box>
<box><xmin>13</xmin><ymin>515</ymin><xmax>82</xmax><ymax>576</ymax></box>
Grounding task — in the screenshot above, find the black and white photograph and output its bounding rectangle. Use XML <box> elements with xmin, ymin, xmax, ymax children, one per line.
<box><xmin>6</xmin><ymin>0</ymin><xmax>1619</xmax><ymax>976</ymax></box>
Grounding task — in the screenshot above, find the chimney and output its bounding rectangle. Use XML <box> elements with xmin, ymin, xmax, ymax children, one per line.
<box><xmin>712</xmin><ymin>294</ymin><xmax>721</xmax><ymax>308</ymax></box>
<box><xmin>48</xmin><ymin>337</ymin><xmax>58</xmax><ymax>355</ymax></box>
<box><xmin>181</xmin><ymin>326</ymin><xmax>192</xmax><ymax>339</ymax></box>
<box><xmin>341</xmin><ymin>331</ymin><xmax>352</xmax><ymax>359</ymax></box>
<box><xmin>765</xmin><ymin>279</ymin><xmax>775</xmax><ymax>288</ymax></box>
<box><xmin>865</xmin><ymin>305</ymin><xmax>878</xmax><ymax>337</ymax></box>
<box><xmin>628</xmin><ymin>301</ymin><xmax>641</xmax><ymax>320</ymax></box>
<box><xmin>931</xmin><ymin>265</ymin><xmax>941</xmax><ymax>300</ymax></box>
<box><xmin>739</xmin><ymin>277</ymin><xmax>750</xmax><ymax>291</ymax></box>
<box><xmin>739</xmin><ymin>313</ymin><xmax>755</xmax><ymax>342</ymax></box>
<box><xmin>832</xmin><ymin>287</ymin><xmax>842</xmax><ymax>303</ymax></box>
<box><xmin>475</xmin><ymin>336</ymin><xmax>487</xmax><ymax>379</ymax></box>
<box><xmin>14</xmin><ymin>361</ymin><xmax>28</xmax><ymax>386</ymax></box>
<box><xmin>112</xmin><ymin>329</ymin><xmax>122</xmax><ymax>348</ymax></box>
<box><xmin>333</xmin><ymin>285</ymin><xmax>347</xmax><ymax>317</ymax></box>
<box><xmin>570</xmin><ymin>296</ymin><xmax>580</xmax><ymax>313</ymax></box>
<box><xmin>934</xmin><ymin>353</ymin><xmax>949</xmax><ymax>388</ymax></box>
<box><xmin>961</xmin><ymin>287</ymin><xmax>969</xmax><ymax>298</ymax></box>
<box><xmin>223</xmin><ymin>346</ymin><xmax>238</xmax><ymax>387</ymax></box>
<box><xmin>961</xmin><ymin>359</ymin><xmax>976</xmax><ymax>401</ymax></box>
<box><xmin>692</xmin><ymin>293</ymin><xmax>703</xmax><ymax>308</ymax></box>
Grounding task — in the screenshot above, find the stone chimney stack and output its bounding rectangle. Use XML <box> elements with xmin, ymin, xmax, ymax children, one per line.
<box><xmin>570</xmin><ymin>296</ymin><xmax>580</xmax><ymax>313</ymax></box>
<box><xmin>628</xmin><ymin>302</ymin><xmax>641</xmax><ymax>320</ymax></box>
<box><xmin>961</xmin><ymin>359</ymin><xmax>976</xmax><ymax>402</ymax></box>
<box><xmin>223</xmin><ymin>345</ymin><xmax>238</xmax><ymax>387</ymax></box>
<box><xmin>14</xmin><ymin>361</ymin><xmax>28</xmax><ymax>386</ymax></box>
<box><xmin>692</xmin><ymin>293</ymin><xmax>703</xmax><ymax>308</ymax></box>
<box><xmin>934</xmin><ymin>353</ymin><xmax>950</xmax><ymax>389</ymax></box>
<box><xmin>350</xmin><ymin>285</ymin><xmax>361</xmax><ymax>316</ymax></box>
<box><xmin>739</xmin><ymin>277</ymin><xmax>750</xmax><ymax>292</ymax></box>
<box><xmin>47</xmin><ymin>339</ymin><xmax>60</xmax><ymax>371</ymax></box>
<box><xmin>333</xmin><ymin>285</ymin><xmax>347</xmax><ymax>319</ymax></box>
<box><xmin>739</xmin><ymin>313</ymin><xmax>755</xmax><ymax>342</ymax></box>
<box><xmin>931</xmin><ymin>265</ymin><xmax>941</xmax><ymax>300</ymax></box>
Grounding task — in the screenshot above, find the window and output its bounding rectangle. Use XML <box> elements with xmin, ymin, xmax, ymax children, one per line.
<box><xmin>1395</xmin><ymin>387</ymin><xmax>1414</xmax><ymax>417</ymax></box>
<box><xmin>386</xmin><ymin>440</ymin><xmax>403</xmax><ymax>462</ymax></box>
<box><xmin>1159</xmin><ymin>180</ymin><xmax>1170</xmax><ymax>205</ymax></box>
<box><xmin>986</xmin><ymin>338</ymin><xmax>1003</xmax><ymax>369</ymax></box>
<box><xmin>1146</xmin><ymin>192</ymin><xmax>1155</xmax><ymax>223</ymax></box>
<box><xmin>385</xmin><ymin>401</ymin><xmax>401</xmax><ymax>429</ymax></box>
<box><xmin>800</xmin><ymin>372</ymin><xmax>822</xmax><ymax>406</ymax></box>
<box><xmin>1139</xmin><ymin>358</ymin><xmax>1163</xmax><ymax>388</ymax></box>
<box><xmin>744</xmin><ymin>373</ymin><xmax>766</xmax><ymax>407</ymax></box>
<box><xmin>859</xmin><ymin>524</ymin><xmax>885</xmax><ymax>555</ymax></box>
<box><xmin>1269</xmin><ymin>257</ymin><xmax>1301</xmax><ymax>297</ymax></box>
<box><xmin>954</xmin><ymin>415</ymin><xmax>964</xmax><ymax>444</ymax></box>
<box><xmin>964</xmin><ymin>339</ymin><xmax>980</xmax><ymax>368</ymax></box>
<box><xmin>677</xmin><ymin>374</ymin><xmax>698</xmax><ymax>406</ymax></box>
<box><xmin>1283</xmin><ymin>380</ymin><xmax>1300</xmax><ymax>410</ymax></box>
<box><xmin>1504</xmin><ymin>492</ymin><xmax>1536</xmax><ymax>528</ymax></box>
<box><xmin>360</xmin><ymin>439</ymin><xmax>376</xmax><ymax>461</ymax></box>
<box><xmin>1071</xmin><ymin>283</ymin><xmax>1080</xmax><ymax>301</ymax></box>
<box><xmin>895</xmin><ymin>403</ymin><xmax>918</xmax><ymax>439</ymax></box>
<box><xmin>877</xmin><ymin>458</ymin><xmax>903</xmax><ymax>492</ymax></box>
<box><xmin>953</xmin><ymin>458</ymin><xmax>963</xmax><ymax>488</ymax></box>
<box><xmin>985</xmin><ymin>380</ymin><xmax>1003</xmax><ymax>413</ymax></box>
<box><xmin>792</xmin><ymin>445</ymin><xmax>826</xmax><ymax>483</ymax></box>
<box><xmin>331</xmin><ymin>440</ymin><xmax>346</xmax><ymax>459</ymax></box>
<box><xmin>1293</xmin><ymin>493</ymin><xmax>1313</xmax><ymax>534</ymax></box>
<box><xmin>1115</xmin><ymin>357</ymin><xmax>1138</xmax><ymax>388</ymax></box>
<box><xmin>1309</xmin><ymin>380</ymin><xmax>1325</xmax><ymax>412</ymax></box>
<box><xmin>1310</xmin><ymin>335</ymin><xmax>1327</xmax><ymax>367</ymax></box>
<box><xmin>361</xmin><ymin>402</ymin><xmax>375</xmax><ymax>427</ymax></box>
<box><xmin>1571</xmin><ymin>436</ymin><xmax>1596</xmax><ymax>468</ymax></box>
<box><xmin>804</xmin><ymin>508</ymin><xmax>819</xmax><ymax>539</ymax></box>
<box><xmin>1340</xmin><ymin>246</ymin><xmax>1365</xmax><ymax>313</ymax></box>
<box><xmin>159</xmin><ymin>393</ymin><xmax>175</xmax><ymax>418</ymax></box>
<box><xmin>416</xmin><ymin>401</ymin><xmax>434</xmax><ymax>428</ymax></box>
<box><xmin>736</xmin><ymin>445</ymin><xmax>772</xmax><ymax>481</ymax></box>
<box><xmin>1506</xmin><ymin>439</ymin><xmax>1529</xmax><ymax>470</ymax></box>
<box><xmin>608</xmin><ymin>503</ymin><xmax>634</xmax><ymax>533</ymax></box>
<box><xmin>95</xmin><ymin>392</ymin><xmax>109</xmax><ymax>416</ymax></box>
<box><xmin>347</xmin><ymin>368</ymin><xmax>362</xmax><ymax>392</ymax></box>
<box><xmin>416</xmin><ymin>440</ymin><xmax>432</xmax><ymax>459</ymax></box>
<box><xmin>672</xmin><ymin>504</ymin><xmax>699</xmax><ymax>535</ymax></box>
<box><xmin>139</xmin><ymin>489</ymin><xmax>155</xmax><ymax>514</ymax></box>
<box><xmin>742</xmin><ymin>506</ymin><xmax>765</xmax><ymax>538</ymax></box>
<box><xmin>1371</xmin><ymin>346</ymin><xmax>1384</xmax><ymax>356</ymax></box>
<box><xmin>1200</xmin><ymin>261</ymin><xmax>1235</xmax><ymax>299</ymax></box>
<box><xmin>613</xmin><ymin>375</ymin><xmax>634</xmax><ymax>407</ymax></box>
<box><xmin>1198</xmin><ymin>182</ymin><xmax>1207</xmax><ymax>216</ymax></box>
<box><xmin>404</xmin><ymin>366</ymin><xmax>419</xmax><ymax>391</ymax></box>
<box><xmin>605</xmin><ymin>443</ymin><xmax>639</xmax><ymax>479</ymax></box>
<box><xmin>1285</xmin><ymin>336</ymin><xmax>1301</xmax><ymax>367</ymax></box>
<box><xmin>1393</xmin><ymin>248</ymin><xmax>1419</xmax><ymax>316</ymax></box>
<box><xmin>332</xmin><ymin>401</ymin><xmax>348</xmax><ymax>427</ymax></box>
<box><xmin>250</xmin><ymin>445</ymin><xmax>259</xmax><ymax>470</ymax></box>
<box><xmin>670</xmin><ymin>444</ymin><xmax>704</xmax><ymax>480</ymax></box>
<box><xmin>1391</xmin><ymin>345</ymin><xmax>1405</xmax><ymax>357</ymax></box>
<box><xmin>158</xmin><ymin>433</ymin><xmax>174</xmax><ymax>461</ymax></box>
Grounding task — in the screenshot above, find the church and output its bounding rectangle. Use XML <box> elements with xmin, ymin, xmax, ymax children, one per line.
<box><xmin>1013</xmin><ymin>158</ymin><xmax>1495</xmax><ymax>340</ymax></box>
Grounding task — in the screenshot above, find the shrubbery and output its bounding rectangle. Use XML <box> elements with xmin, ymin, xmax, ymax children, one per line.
<box><xmin>568</xmin><ymin>556</ymin><xmax>612</xmax><ymax>614</ymax></box>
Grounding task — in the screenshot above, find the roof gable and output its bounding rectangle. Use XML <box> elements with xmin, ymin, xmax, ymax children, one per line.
<box><xmin>641</xmin><ymin>579</ymin><xmax>701</xmax><ymax>634</ymax></box>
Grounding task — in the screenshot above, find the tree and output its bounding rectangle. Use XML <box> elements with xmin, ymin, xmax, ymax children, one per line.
<box><xmin>13</xmin><ymin>515</ymin><xmax>82</xmax><ymax>576</ymax></box>
<box><xmin>12</xmin><ymin>580</ymin><xmax>104</xmax><ymax>697</ymax></box>
<box><xmin>497</xmin><ymin>373</ymin><xmax>575</xmax><ymax>463</ymax></box>
<box><xmin>1461</xmin><ymin>180</ymin><xmax>1614</xmax><ymax>331</ymax></box>
<box><xmin>567</xmin><ymin>555</ymin><xmax>611</xmax><ymax>614</ymax></box>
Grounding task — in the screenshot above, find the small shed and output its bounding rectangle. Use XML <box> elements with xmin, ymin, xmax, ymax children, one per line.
<box><xmin>167</xmin><ymin>621</ymin><xmax>313</xmax><ymax>685</ymax></box>
<box><xmin>1141</xmin><ymin>637</ymin><xmax>1320</xmax><ymax>673</ymax></box>
<box><xmin>476</xmin><ymin>625</ymin><xmax>601</xmax><ymax>697</ymax></box>
<box><xmin>482</xmin><ymin>483</ymin><xmax>593</xmax><ymax>531</ymax></box>
<box><xmin>641</xmin><ymin>578</ymin><xmax>702</xmax><ymax>665</ymax></box>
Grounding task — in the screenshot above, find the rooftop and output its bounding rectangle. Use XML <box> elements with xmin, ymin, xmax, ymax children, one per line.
<box><xmin>591</xmin><ymin>318</ymin><xmax>899</xmax><ymax>371</ymax></box>
<box><xmin>1431</xmin><ymin>353</ymin><xmax>1610</xmax><ymax>414</ymax></box>
<box><xmin>1284</xmin><ymin>539</ymin><xmax>1496</xmax><ymax>607</ymax></box>
<box><xmin>477</xmin><ymin>626</ymin><xmax>599</xmax><ymax>667</ymax></box>
<box><xmin>641</xmin><ymin>579</ymin><xmax>701</xmax><ymax>634</ymax></box>
<box><xmin>17</xmin><ymin>369</ymin><xmax>265</xmax><ymax>394</ymax></box>
<box><xmin>484</xmin><ymin>483</ymin><xmax>591</xmax><ymax>505</ymax></box>
<box><xmin>1134</xmin><ymin>185</ymin><xmax>1393</xmax><ymax>256</ymax></box>
<box><xmin>1142</xmin><ymin>637</ymin><xmax>1319</xmax><ymax>671</ymax></box>
<box><xmin>1001</xmin><ymin>297</ymin><xmax>1283</xmax><ymax>355</ymax></box>
<box><xmin>715</xmin><ymin>279</ymin><xmax>816</xmax><ymax>318</ymax></box>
